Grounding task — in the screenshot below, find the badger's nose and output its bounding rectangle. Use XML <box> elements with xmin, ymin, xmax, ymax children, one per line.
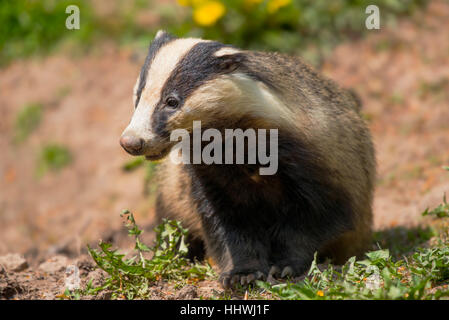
<box><xmin>120</xmin><ymin>134</ymin><xmax>144</xmax><ymax>155</ymax></box>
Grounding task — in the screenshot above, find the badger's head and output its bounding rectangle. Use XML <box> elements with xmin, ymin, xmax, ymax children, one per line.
<box><xmin>120</xmin><ymin>31</ymin><xmax>287</xmax><ymax>160</ymax></box>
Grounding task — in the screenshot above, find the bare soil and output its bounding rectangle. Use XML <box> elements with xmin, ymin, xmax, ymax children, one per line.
<box><xmin>0</xmin><ymin>0</ymin><xmax>448</xmax><ymax>299</ymax></box>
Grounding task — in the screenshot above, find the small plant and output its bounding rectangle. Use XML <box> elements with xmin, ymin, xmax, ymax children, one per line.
<box><xmin>122</xmin><ymin>156</ymin><xmax>146</xmax><ymax>172</ymax></box>
<box><xmin>422</xmin><ymin>194</ymin><xmax>449</xmax><ymax>218</ymax></box>
<box><xmin>410</xmin><ymin>246</ymin><xmax>449</xmax><ymax>282</ymax></box>
<box><xmin>86</xmin><ymin>210</ymin><xmax>214</xmax><ymax>299</ymax></box>
<box><xmin>258</xmin><ymin>242</ymin><xmax>449</xmax><ymax>300</ymax></box>
<box><xmin>422</xmin><ymin>166</ymin><xmax>449</xmax><ymax>218</ymax></box>
<box><xmin>14</xmin><ymin>103</ymin><xmax>43</xmax><ymax>143</ymax></box>
<box><xmin>36</xmin><ymin>144</ymin><xmax>72</xmax><ymax>177</ymax></box>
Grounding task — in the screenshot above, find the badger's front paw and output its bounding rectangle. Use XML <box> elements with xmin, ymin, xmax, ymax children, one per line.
<box><xmin>265</xmin><ymin>265</ymin><xmax>295</xmax><ymax>284</ymax></box>
<box><xmin>266</xmin><ymin>261</ymin><xmax>309</xmax><ymax>283</ymax></box>
<box><xmin>219</xmin><ymin>269</ymin><xmax>266</xmax><ymax>289</ymax></box>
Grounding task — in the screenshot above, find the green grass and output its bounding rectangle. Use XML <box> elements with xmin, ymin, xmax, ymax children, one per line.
<box><xmin>14</xmin><ymin>102</ymin><xmax>43</xmax><ymax>143</ymax></box>
<box><xmin>1</xmin><ymin>0</ymin><xmax>429</xmax><ymax>67</ymax></box>
<box><xmin>258</xmin><ymin>244</ymin><xmax>449</xmax><ymax>300</ymax></box>
<box><xmin>0</xmin><ymin>0</ymin><xmax>96</xmax><ymax>65</ymax></box>
<box><xmin>81</xmin><ymin>210</ymin><xmax>214</xmax><ymax>300</ymax></box>
<box><xmin>36</xmin><ymin>144</ymin><xmax>72</xmax><ymax>177</ymax></box>
<box><xmin>0</xmin><ymin>0</ymin><xmax>152</xmax><ymax>66</ymax></box>
<box><xmin>422</xmin><ymin>194</ymin><xmax>449</xmax><ymax>218</ymax></box>
<box><xmin>122</xmin><ymin>156</ymin><xmax>146</xmax><ymax>172</ymax></box>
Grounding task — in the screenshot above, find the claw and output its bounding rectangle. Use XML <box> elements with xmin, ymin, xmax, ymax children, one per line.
<box><xmin>246</xmin><ymin>273</ymin><xmax>256</xmax><ymax>284</ymax></box>
<box><xmin>220</xmin><ymin>270</ymin><xmax>267</xmax><ymax>289</ymax></box>
<box><xmin>221</xmin><ymin>275</ymin><xmax>231</xmax><ymax>290</ymax></box>
<box><xmin>255</xmin><ymin>271</ymin><xmax>265</xmax><ymax>280</ymax></box>
<box><xmin>266</xmin><ymin>274</ymin><xmax>278</xmax><ymax>284</ymax></box>
<box><xmin>269</xmin><ymin>265</ymin><xmax>280</xmax><ymax>277</ymax></box>
<box><xmin>281</xmin><ymin>266</ymin><xmax>294</xmax><ymax>278</ymax></box>
<box><xmin>231</xmin><ymin>275</ymin><xmax>240</xmax><ymax>286</ymax></box>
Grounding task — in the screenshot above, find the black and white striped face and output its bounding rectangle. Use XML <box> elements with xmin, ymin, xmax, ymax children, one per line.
<box><xmin>120</xmin><ymin>31</ymin><xmax>246</xmax><ymax>160</ymax></box>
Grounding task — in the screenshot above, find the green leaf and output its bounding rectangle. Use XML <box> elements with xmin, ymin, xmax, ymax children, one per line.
<box><xmin>366</xmin><ymin>249</ymin><xmax>390</xmax><ymax>261</ymax></box>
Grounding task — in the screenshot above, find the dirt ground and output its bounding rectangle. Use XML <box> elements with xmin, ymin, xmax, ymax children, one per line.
<box><xmin>0</xmin><ymin>0</ymin><xmax>448</xmax><ymax>299</ymax></box>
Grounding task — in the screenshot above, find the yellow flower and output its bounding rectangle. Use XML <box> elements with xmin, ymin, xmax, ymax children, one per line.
<box><xmin>193</xmin><ymin>1</ymin><xmax>226</xmax><ymax>27</ymax></box>
<box><xmin>317</xmin><ymin>290</ymin><xmax>324</xmax><ymax>297</ymax></box>
<box><xmin>267</xmin><ymin>0</ymin><xmax>291</xmax><ymax>14</ymax></box>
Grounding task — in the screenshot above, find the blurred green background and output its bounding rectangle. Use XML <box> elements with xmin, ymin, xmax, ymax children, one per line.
<box><xmin>0</xmin><ymin>0</ymin><xmax>428</xmax><ymax>66</ymax></box>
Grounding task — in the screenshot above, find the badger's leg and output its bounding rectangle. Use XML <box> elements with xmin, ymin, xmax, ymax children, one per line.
<box><xmin>200</xmin><ymin>214</ymin><xmax>271</xmax><ymax>289</ymax></box>
<box><xmin>217</xmin><ymin>239</ymin><xmax>270</xmax><ymax>289</ymax></box>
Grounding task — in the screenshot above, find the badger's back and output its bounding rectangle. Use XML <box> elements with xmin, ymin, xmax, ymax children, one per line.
<box><xmin>241</xmin><ymin>51</ymin><xmax>361</xmax><ymax>112</ymax></box>
<box><xmin>241</xmin><ymin>50</ymin><xmax>375</xmax><ymax>261</ymax></box>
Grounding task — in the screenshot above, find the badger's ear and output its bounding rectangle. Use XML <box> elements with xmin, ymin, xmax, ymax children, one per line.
<box><xmin>214</xmin><ymin>47</ymin><xmax>244</xmax><ymax>73</ymax></box>
<box><xmin>155</xmin><ymin>29</ymin><xmax>166</xmax><ymax>39</ymax></box>
<box><xmin>154</xmin><ymin>29</ymin><xmax>177</xmax><ymax>41</ymax></box>
<box><xmin>217</xmin><ymin>53</ymin><xmax>244</xmax><ymax>73</ymax></box>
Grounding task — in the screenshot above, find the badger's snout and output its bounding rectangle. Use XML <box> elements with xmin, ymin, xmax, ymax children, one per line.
<box><xmin>120</xmin><ymin>130</ymin><xmax>173</xmax><ymax>160</ymax></box>
<box><xmin>120</xmin><ymin>134</ymin><xmax>144</xmax><ymax>155</ymax></box>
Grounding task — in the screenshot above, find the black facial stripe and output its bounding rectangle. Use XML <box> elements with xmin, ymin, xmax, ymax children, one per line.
<box><xmin>151</xmin><ymin>42</ymin><xmax>247</xmax><ymax>136</ymax></box>
<box><xmin>161</xmin><ymin>42</ymin><xmax>228</xmax><ymax>101</ymax></box>
<box><xmin>135</xmin><ymin>32</ymin><xmax>176</xmax><ymax>108</ymax></box>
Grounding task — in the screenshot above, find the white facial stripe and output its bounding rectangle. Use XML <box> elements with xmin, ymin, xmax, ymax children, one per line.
<box><xmin>124</xmin><ymin>38</ymin><xmax>207</xmax><ymax>139</ymax></box>
<box><xmin>132</xmin><ymin>76</ymin><xmax>139</xmax><ymax>106</ymax></box>
<box><xmin>125</xmin><ymin>102</ymin><xmax>155</xmax><ymax>140</ymax></box>
<box><xmin>140</xmin><ymin>38</ymin><xmax>208</xmax><ymax>108</ymax></box>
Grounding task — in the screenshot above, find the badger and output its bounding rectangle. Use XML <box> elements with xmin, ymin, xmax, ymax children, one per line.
<box><xmin>120</xmin><ymin>31</ymin><xmax>376</xmax><ymax>288</ymax></box>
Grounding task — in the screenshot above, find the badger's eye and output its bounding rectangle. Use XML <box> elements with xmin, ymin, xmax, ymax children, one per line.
<box><xmin>165</xmin><ymin>96</ymin><xmax>179</xmax><ymax>109</ymax></box>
